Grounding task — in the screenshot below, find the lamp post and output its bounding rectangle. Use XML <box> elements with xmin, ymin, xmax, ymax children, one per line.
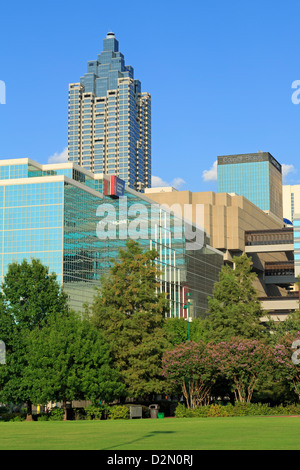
<box><xmin>183</xmin><ymin>292</ymin><xmax>192</xmax><ymax>341</ymax></box>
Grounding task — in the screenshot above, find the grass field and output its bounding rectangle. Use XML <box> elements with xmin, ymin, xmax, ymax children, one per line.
<box><xmin>1</xmin><ymin>416</ymin><xmax>300</xmax><ymax>450</ymax></box>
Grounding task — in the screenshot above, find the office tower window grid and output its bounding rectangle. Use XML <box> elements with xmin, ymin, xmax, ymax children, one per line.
<box><xmin>217</xmin><ymin>153</ymin><xmax>283</xmax><ymax>220</ymax></box>
<box><xmin>68</xmin><ymin>33</ymin><xmax>151</xmax><ymax>192</ymax></box>
<box><xmin>0</xmin><ymin>159</ymin><xmax>223</xmax><ymax>318</ymax></box>
<box><xmin>294</xmin><ymin>216</ymin><xmax>300</xmax><ymax>277</ymax></box>
<box><xmin>0</xmin><ymin>180</ymin><xmax>64</xmax><ymax>285</ymax></box>
<box><xmin>218</xmin><ymin>161</ymin><xmax>270</xmax><ymax>211</ymax></box>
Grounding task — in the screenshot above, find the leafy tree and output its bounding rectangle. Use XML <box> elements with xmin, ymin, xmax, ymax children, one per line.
<box><xmin>90</xmin><ymin>239</ymin><xmax>170</xmax><ymax>399</ymax></box>
<box><xmin>162</xmin><ymin>317</ymin><xmax>206</xmax><ymax>345</ymax></box>
<box><xmin>2</xmin><ymin>258</ymin><xmax>68</xmax><ymax>329</ymax></box>
<box><xmin>162</xmin><ymin>341</ymin><xmax>217</xmax><ymax>408</ymax></box>
<box><xmin>213</xmin><ymin>338</ymin><xmax>274</xmax><ymax>403</ymax></box>
<box><xmin>204</xmin><ymin>254</ymin><xmax>265</xmax><ymax>342</ymax></box>
<box><xmin>267</xmin><ymin>311</ymin><xmax>300</xmax><ymax>345</ymax></box>
<box><xmin>0</xmin><ymin>259</ymin><xmax>69</xmax><ymax>420</ymax></box>
<box><xmin>27</xmin><ymin>311</ymin><xmax>124</xmax><ymax>420</ymax></box>
<box><xmin>273</xmin><ymin>331</ymin><xmax>300</xmax><ymax>401</ymax></box>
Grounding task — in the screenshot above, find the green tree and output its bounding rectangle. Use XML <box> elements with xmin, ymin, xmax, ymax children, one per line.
<box><xmin>273</xmin><ymin>331</ymin><xmax>300</xmax><ymax>401</ymax></box>
<box><xmin>2</xmin><ymin>258</ymin><xmax>68</xmax><ymax>329</ymax></box>
<box><xmin>267</xmin><ymin>311</ymin><xmax>300</xmax><ymax>345</ymax></box>
<box><xmin>204</xmin><ymin>254</ymin><xmax>265</xmax><ymax>342</ymax></box>
<box><xmin>27</xmin><ymin>311</ymin><xmax>124</xmax><ymax>420</ymax></box>
<box><xmin>0</xmin><ymin>259</ymin><xmax>69</xmax><ymax>420</ymax></box>
<box><xmin>90</xmin><ymin>239</ymin><xmax>170</xmax><ymax>399</ymax></box>
<box><xmin>162</xmin><ymin>317</ymin><xmax>206</xmax><ymax>345</ymax></box>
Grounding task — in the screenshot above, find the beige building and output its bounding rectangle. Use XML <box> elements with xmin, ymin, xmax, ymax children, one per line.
<box><xmin>283</xmin><ymin>184</ymin><xmax>300</xmax><ymax>224</ymax></box>
<box><xmin>145</xmin><ymin>187</ymin><xmax>298</xmax><ymax>319</ymax></box>
<box><xmin>145</xmin><ymin>187</ymin><xmax>283</xmax><ymax>260</ymax></box>
<box><xmin>283</xmin><ymin>185</ymin><xmax>300</xmax><ymax>280</ymax></box>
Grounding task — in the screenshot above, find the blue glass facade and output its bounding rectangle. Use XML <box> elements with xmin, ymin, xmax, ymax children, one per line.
<box><xmin>0</xmin><ymin>177</ymin><xmax>64</xmax><ymax>285</ymax></box>
<box><xmin>81</xmin><ymin>32</ymin><xmax>135</xmax><ymax>96</ymax></box>
<box><xmin>218</xmin><ymin>161</ymin><xmax>270</xmax><ymax>212</ymax></box>
<box><xmin>294</xmin><ymin>216</ymin><xmax>300</xmax><ymax>278</ymax></box>
<box><xmin>68</xmin><ymin>32</ymin><xmax>151</xmax><ymax>192</ymax></box>
<box><xmin>0</xmin><ymin>159</ymin><xmax>223</xmax><ymax>318</ymax></box>
<box><xmin>217</xmin><ymin>152</ymin><xmax>283</xmax><ymax>220</ymax></box>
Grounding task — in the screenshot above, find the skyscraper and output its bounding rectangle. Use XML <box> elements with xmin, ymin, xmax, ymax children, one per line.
<box><xmin>68</xmin><ymin>32</ymin><xmax>151</xmax><ymax>192</ymax></box>
<box><xmin>217</xmin><ymin>152</ymin><xmax>283</xmax><ymax>222</ymax></box>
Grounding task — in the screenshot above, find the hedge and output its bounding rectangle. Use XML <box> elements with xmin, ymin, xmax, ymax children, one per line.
<box><xmin>174</xmin><ymin>402</ymin><xmax>300</xmax><ymax>418</ymax></box>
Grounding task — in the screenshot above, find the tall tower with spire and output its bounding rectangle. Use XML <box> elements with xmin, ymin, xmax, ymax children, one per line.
<box><xmin>68</xmin><ymin>32</ymin><xmax>151</xmax><ymax>192</ymax></box>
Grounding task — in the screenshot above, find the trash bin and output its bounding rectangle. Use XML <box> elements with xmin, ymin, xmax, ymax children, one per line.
<box><xmin>158</xmin><ymin>412</ymin><xmax>164</xmax><ymax>419</ymax></box>
<box><xmin>149</xmin><ymin>404</ymin><xmax>160</xmax><ymax>419</ymax></box>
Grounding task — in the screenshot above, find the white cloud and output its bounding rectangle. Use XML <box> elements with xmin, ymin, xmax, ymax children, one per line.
<box><xmin>202</xmin><ymin>160</ymin><xmax>217</xmax><ymax>182</ymax></box>
<box><xmin>171</xmin><ymin>177</ymin><xmax>186</xmax><ymax>189</ymax></box>
<box><xmin>48</xmin><ymin>147</ymin><xmax>68</xmax><ymax>164</ymax></box>
<box><xmin>282</xmin><ymin>163</ymin><xmax>296</xmax><ymax>182</ymax></box>
<box><xmin>151</xmin><ymin>175</ymin><xmax>186</xmax><ymax>190</ymax></box>
<box><xmin>151</xmin><ymin>176</ymin><xmax>168</xmax><ymax>187</ymax></box>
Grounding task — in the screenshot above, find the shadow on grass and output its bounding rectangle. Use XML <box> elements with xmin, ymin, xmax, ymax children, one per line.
<box><xmin>102</xmin><ymin>430</ymin><xmax>176</xmax><ymax>450</ymax></box>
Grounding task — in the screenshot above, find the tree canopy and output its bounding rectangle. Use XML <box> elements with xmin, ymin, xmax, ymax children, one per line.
<box><xmin>90</xmin><ymin>239</ymin><xmax>170</xmax><ymax>398</ymax></box>
<box><xmin>0</xmin><ymin>259</ymin><xmax>69</xmax><ymax>420</ymax></box>
<box><xmin>27</xmin><ymin>311</ymin><xmax>124</xmax><ymax>419</ymax></box>
<box><xmin>205</xmin><ymin>254</ymin><xmax>265</xmax><ymax>342</ymax></box>
<box><xmin>162</xmin><ymin>341</ymin><xmax>217</xmax><ymax>408</ymax></box>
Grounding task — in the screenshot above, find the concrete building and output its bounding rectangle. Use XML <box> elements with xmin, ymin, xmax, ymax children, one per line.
<box><xmin>145</xmin><ymin>187</ymin><xmax>299</xmax><ymax>320</ymax></box>
<box><xmin>282</xmin><ymin>184</ymin><xmax>300</xmax><ymax>280</ymax></box>
<box><xmin>293</xmin><ymin>214</ymin><xmax>300</xmax><ymax>279</ymax></box>
<box><xmin>144</xmin><ymin>188</ymin><xmax>283</xmax><ymax>261</ymax></box>
<box><xmin>68</xmin><ymin>32</ymin><xmax>151</xmax><ymax>192</ymax></box>
<box><xmin>283</xmin><ymin>184</ymin><xmax>300</xmax><ymax>224</ymax></box>
<box><xmin>244</xmin><ymin>226</ymin><xmax>297</xmax><ymax>320</ymax></box>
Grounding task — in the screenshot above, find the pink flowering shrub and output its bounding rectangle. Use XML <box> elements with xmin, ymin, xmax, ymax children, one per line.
<box><xmin>212</xmin><ymin>338</ymin><xmax>274</xmax><ymax>403</ymax></box>
<box><xmin>162</xmin><ymin>341</ymin><xmax>217</xmax><ymax>408</ymax></box>
<box><xmin>163</xmin><ymin>336</ymin><xmax>300</xmax><ymax>408</ymax></box>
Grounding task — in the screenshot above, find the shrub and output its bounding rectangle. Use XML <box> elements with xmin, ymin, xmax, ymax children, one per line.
<box><xmin>141</xmin><ymin>405</ymin><xmax>150</xmax><ymax>419</ymax></box>
<box><xmin>175</xmin><ymin>402</ymin><xmax>300</xmax><ymax>418</ymax></box>
<box><xmin>108</xmin><ymin>405</ymin><xmax>130</xmax><ymax>420</ymax></box>
<box><xmin>11</xmin><ymin>414</ymin><xmax>25</xmax><ymax>422</ymax></box>
<box><xmin>37</xmin><ymin>415</ymin><xmax>49</xmax><ymax>421</ymax></box>
<box><xmin>0</xmin><ymin>412</ymin><xmax>26</xmax><ymax>422</ymax></box>
<box><xmin>48</xmin><ymin>407</ymin><xmax>64</xmax><ymax>421</ymax></box>
<box><xmin>85</xmin><ymin>404</ymin><xmax>110</xmax><ymax>420</ymax></box>
<box><xmin>85</xmin><ymin>405</ymin><xmax>103</xmax><ymax>420</ymax></box>
<box><xmin>72</xmin><ymin>408</ymin><xmax>87</xmax><ymax>420</ymax></box>
<box><xmin>206</xmin><ymin>404</ymin><xmax>231</xmax><ymax>417</ymax></box>
<box><xmin>174</xmin><ymin>403</ymin><xmax>186</xmax><ymax>418</ymax></box>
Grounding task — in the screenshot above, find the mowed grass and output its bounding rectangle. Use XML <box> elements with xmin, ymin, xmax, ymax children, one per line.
<box><xmin>1</xmin><ymin>416</ymin><xmax>300</xmax><ymax>450</ymax></box>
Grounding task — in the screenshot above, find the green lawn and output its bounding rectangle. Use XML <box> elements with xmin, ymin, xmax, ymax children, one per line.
<box><xmin>1</xmin><ymin>416</ymin><xmax>300</xmax><ymax>450</ymax></box>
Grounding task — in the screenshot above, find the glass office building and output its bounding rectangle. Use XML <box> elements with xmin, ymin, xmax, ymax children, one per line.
<box><xmin>294</xmin><ymin>215</ymin><xmax>300</xmax><ymax>278</ymax></box>
<box><xmin>217</xmin><ymin>152</ymin><xmax>283</xmax><ymax>221</ymax></box>
<box><xmin>0</xmin><ymin>158</ymin><xmax>223</xmax><ymax>319</ymax></box>
<box><xmin>68</xmin><ymin>32</ymin><xmax>151</xmax><ymax>193</ymax></box>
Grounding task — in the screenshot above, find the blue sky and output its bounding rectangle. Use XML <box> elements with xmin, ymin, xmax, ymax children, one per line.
<box><xmin>1</xmin><ymin>0</ymin><xmax>300</xmax><ymax>192</ymax></box>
